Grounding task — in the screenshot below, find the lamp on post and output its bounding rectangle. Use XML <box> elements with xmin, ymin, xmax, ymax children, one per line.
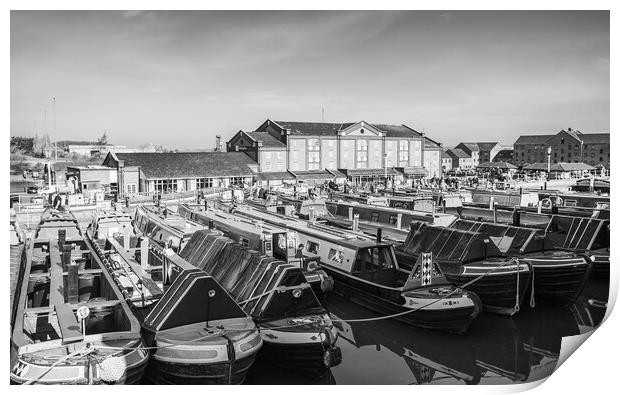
<box><xmin>546</xmin><ymin>147</ymin><xmax>552</xmax><ymax>180</ymax></box>
<box><xmin>384</xmin><ymin>153</ymin><xmax>388</xmax><ymax>188</ymax></box>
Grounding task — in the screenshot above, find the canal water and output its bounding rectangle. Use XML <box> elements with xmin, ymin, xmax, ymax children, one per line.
<box><xmin>245</xmin><ymin>276</ymin><xmax>608</xmax><ymax>385</ymax></box>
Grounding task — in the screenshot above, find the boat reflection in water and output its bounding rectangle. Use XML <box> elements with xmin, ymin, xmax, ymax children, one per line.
<box><xmin>253</xmin><ymin>286</ymin><xmax>605</xmax><ymax>385</ymax></box>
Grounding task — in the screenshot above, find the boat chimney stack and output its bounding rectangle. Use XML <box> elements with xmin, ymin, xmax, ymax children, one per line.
<box><xmin>140</xmin><ymin>237</ymin><xmax>149</xmax><ymax>270</ymax></box>
<box><xmin>66</xmin><ymin>262</ymin><xmax>80</xmax><ymax>304</ymax></box>
<box><xmin>61</xmin><ymin>244</ymin><xmax>72</xmax><ymax>271</ymax></box>
<box><xmin>208</xmin><ymin>220</ymin><xmax>214</xmax><ymax>230</ymax></box>
<box><xmin>58</xmin><ymin>229</ymin><xmax>66</xmax><ymax>248</ymax></box>
<box><xmin>512</xmin><ymin>209</ymin><xmax>521</xmax><ymax>227</ymax></box>
<box><xmin>348</xmin><ymin>207</ymin><xmax>353</xmax><ymax>221</ymax></box>
<box><xmin>376</xmin><ymin>228</ymin><xmax>382</xmax><ymax>244</ymax></box>
<box><xmin>215</xmin><ymin>135</ymin><xmax>222</xmax><ymax>152</ymax></box>
<box><xmin>353</xmin><ymin>213</ymin><xmax>359</xmax><ymax>232</ymax></box>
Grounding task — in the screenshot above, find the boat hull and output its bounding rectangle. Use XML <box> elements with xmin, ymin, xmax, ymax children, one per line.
<box><xmin>520</xmin><ymin>251</ymin><xmax>591</xmax><ymax>304</ymax></box>
<box><xmin>256</xmin><ymin>317</ymin><xmax>341</xmax><ymax>379</ymax></box>
<box><xmin>326</xmin><ymin>269</ymin><xmax>481</xmax><ymax>334</ymax></box>
<box><xmin>143</xmin><ymin>354</ymin><xmax>256</xmax><ymax>385</ymax></box>
<box><xmin>10</xmin><ymin>345</ymin><xmax>149</xmax><ymax>385</ymax></box>
<box><xmin>443</xmin><ymin>261</ymin><xmax>532</xmax><ymax>316</ymax></box>
<box><xmin>587</xmin><ymin>250</ymin><xmax>609</xmax><ymax>279</ymax></box>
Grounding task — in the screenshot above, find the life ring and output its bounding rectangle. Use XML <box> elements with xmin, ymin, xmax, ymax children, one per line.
<box><xmin>540</xmin><ymin>198</ymin><xmax>552</xmax><ymax>208</ymax></box>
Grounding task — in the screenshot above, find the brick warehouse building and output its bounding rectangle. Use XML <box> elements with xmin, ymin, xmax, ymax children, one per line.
<box><xmin>227</xmin><ymin>119</ymin><xmax>443</xmax><ymax>182</ymax></box>
<box><xmin>513</xmin><ymin>128</ymin><xmax>610</xmax><ymax>168</ymax></box>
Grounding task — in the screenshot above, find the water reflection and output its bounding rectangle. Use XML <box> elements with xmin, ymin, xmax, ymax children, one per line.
<box><xmin>244</xmin><ymin>279</ymin><xmax>607</xmax><ymax>385</ymax></box>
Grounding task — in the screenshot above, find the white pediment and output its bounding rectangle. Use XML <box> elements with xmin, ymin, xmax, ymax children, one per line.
<box><xmin>339</xmin><ymin>121</ymin><xmax>384</xmax><ymax>137</ymax></box>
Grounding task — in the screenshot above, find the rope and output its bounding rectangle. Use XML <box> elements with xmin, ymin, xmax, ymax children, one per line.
<box><xmin>238</xmin><ymin>284</ymin><xmax>311</xmax><ymax>306</ymax></box>
<box><xmin>514</xmin><ymin>259</ymin><xmax>521</xmax><ymax>313</ymax></box>
<box><xmin>530</xmin><ymin>266</ymin><xmax>536</xmax><ymax>308</ymax></box>
<box><xmin>23</xmin><ymin>346</ymin><xmax>93</xmax><ymax>385</ymax></box>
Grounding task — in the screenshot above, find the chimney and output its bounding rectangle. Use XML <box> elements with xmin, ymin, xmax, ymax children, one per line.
<box><xmin>215</xmin><ymin>135</ymin><xmax>222</xmax><ymax>152</ymax></box>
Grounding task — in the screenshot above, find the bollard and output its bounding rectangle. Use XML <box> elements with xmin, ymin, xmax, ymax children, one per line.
<box><xmin>66</xmin><ymin>262</ymin><xmax>79</xmax><ymax>304</ymax></box>
<box><xmin>140</xmin><ymin>237</ymin><xmax>149</xmax><ymax>270</ymax></box>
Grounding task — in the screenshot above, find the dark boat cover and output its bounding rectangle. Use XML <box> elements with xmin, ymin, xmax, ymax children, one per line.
<box><xmin>400</xmin><ymin>223</ymin><xmax>503</xmax><ymax>263</ymax></box>
<box><xmin>179</xmin><ymin>230</ymin><xmax>323</xmax><ymax>321</ymax></box>
<box><xmin>449</xmin><ymin>219</ymin><xmax>547</xmax><ymax>254</ymax></box>
<box><xmin>544</xmin><ymin>215</ymin><xmax>609</xmax><ymax>251</ymax></box>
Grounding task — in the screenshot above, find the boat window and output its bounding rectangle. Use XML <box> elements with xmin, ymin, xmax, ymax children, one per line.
<box><xmin>306</xmin><ymin>241</ymin><xmax>320</xmax><ymax>254</ymax></box>
<box><xmin>565</xmin><ymin>200</ymin><xmax>577</xmax><ymax>207</ymax></box>
<box><xmin>357</xmin><ymin>247</ymin><xmax>395</xmax><ymax>271</ymax></box>
<box><xmin>388</xmin><ymin>215</ymin><xmax>398</xmax><ymax>225</ymax></box>
<box><xmin>240</xmin><ymin>237</ymin><xmax>250</xmax><ymax>247</ymax></box>
<box><xmin>371</xmin><ymin>212</ymin><xmax>380</xmax><ymax>222</ymax></box>
<box><xmin>328</xmin><ymin>248</ymin><xmax>344</xmax><ymax>264</ymax></box>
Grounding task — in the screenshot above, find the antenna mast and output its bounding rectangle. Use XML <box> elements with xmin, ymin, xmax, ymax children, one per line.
<box><xmin>53</xmin><ymin>97</ymin><xmax>57</xmax><ymax>162</ymax></box>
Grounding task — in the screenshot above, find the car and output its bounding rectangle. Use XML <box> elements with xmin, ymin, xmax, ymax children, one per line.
<box><xmin>27</xmin><ymin>186</ymin><xmax>39</xmax><ymax>194</ymax></box>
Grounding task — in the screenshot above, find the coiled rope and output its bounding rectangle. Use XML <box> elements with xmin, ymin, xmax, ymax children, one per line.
<box><xmin>23</xmin><ymin>346</ymin><xmax>94</xmax><ymax>385</ymax></box>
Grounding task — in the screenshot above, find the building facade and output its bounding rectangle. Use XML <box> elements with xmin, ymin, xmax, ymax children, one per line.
<box><xmin>441</xmin><ymin>151</ymin><xmax>453</xmax><ymax>172</ymax></box>
<box><xmin>446</xmin><ymin>148</ymin><xmax>473</xmax><ymax>169</ymax></box>
<box><xmin>513</xmin><ymin>128</ymin><xmax>610</xmax><ymax>168</ymax></box>
<box><xmin>227</xmin><ymin>119</ymin><xmax>443</xmax><ymax>180</ymax></box>
<box><xmin>102</xmin><ymin>151</ymin><xmax>257</xmax><ymax>196</ymax></box>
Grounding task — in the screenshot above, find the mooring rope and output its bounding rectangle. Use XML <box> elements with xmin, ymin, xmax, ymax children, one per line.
<box><xmin>23</xmin><ymin>346</ymin><xmax>93</xmax><ymax>385</ymax></box>
<box><xmin>514</xmin><ymin>259</ymin><xmax>521</xmax><ymax>313</ymax></box>
<box><xmin>530</xmin><ymin>267</ymin><xmax>536</xmax><ymax>308</ymax></box>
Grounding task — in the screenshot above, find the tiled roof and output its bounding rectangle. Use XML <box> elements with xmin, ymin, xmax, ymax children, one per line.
<box><xmin>579</xmin><ymin>133</ymin><xmax>610</xmax><ymax>144</ymax></box>
<box><xmin>273</xmin><ymin>121</ymin><xmax>350</xmax><ymax>136</ymax></box>
<box><xmin>476</xmin><ymin>142</ymin><xmax>500</xmax><ymax>151</ymax></box>
<box><xmin>447</xmin><ymin>148</ymin><xmax>469</xmax><ymax>158</ymax></box>
<box><xmin>477</xmin><ymin>161</ymin><xmax>517</xmax><ymax>169</ymax></box>
<box><xmin>525</xmin><ymin>162</ymin><xmax>595</xmax><ymax>171</ymax></box>
<box><xmin>114</xmin><ymin>152</ymin><xmax>256</xmax><ymax>179</ymax></box>
<box><xmin>457</xmin><ymin>143</ymin><xmax>480</xmax><ymax>153</ymax></box>
<box><xmin>373</xmin><ymin>124</ymin><xmax>423</xmax><ymax>138</ymax></box>
<box><xmin>424</xmin><ymin>137</ymin><xmax>441</xmax><ymax>148</ymax></box>
<box><xmin>272</xmin><ymin>120</ymin><xmax>423</xmax><ymax>139</ymax></box>
<box><xmin>244</xmin><ymin>131</ymin><xmax>286</xmax><ymax>148</ymax></box>
<box><xmin>256</xmin><ymin>171</ymin><xmax>295</xmax><ymax>181</ymax></box>
<box><xmin>514</xmin><ymin>135</ymin><xmax>553</xmax><ymax>145</ymax></box>
<box><xmin>441</xmin><ymin>151</ymin><xmax>452</xmax><ymax>159</ymax></box>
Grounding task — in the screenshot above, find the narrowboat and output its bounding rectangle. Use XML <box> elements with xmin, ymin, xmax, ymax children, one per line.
<box><xmin>132</xmin><ymin>204</ymin><xmax>205</xmax><ymax>252</ymax></box>
<box><xmin>86</xmin><ymin>214</ymin><xmax>263</xmax><ymax>385</ymax></box>
<box><xmin>176</xmin><ymin>203</ymin><xmax>334</xmax><ymax>297</ymax></box>
<box><xmin>231</xmin><ymin>205</ymin><xmax>482</xmax><ymax>335</ymax></box>
<box><xmin>451</xmin><ymin>219</ymin><xmax>592</xmax><ymax>304</ymax></box>
<box><xmin>177</xmin><ymin>229</ymin><xmax>342</xmax><ymax>378</ymax></box>
<box><xmin>570</xmin><ymin>177</ymin><xmax>610</xmax><ymax>194</ymax></box>
<box><xmin>397</xmin><ymin>222</ymin><xmax>534</xmax><ymax>316</ymax></box>
<box><xmin>328</xmin><ymin>295</ymin><xmax>481</xmax><ymax>384</ymax></box>
<box><xmin>11</xmin><ymin>209</ymin><xmax>149</xmax><ymax>385</ymax></box>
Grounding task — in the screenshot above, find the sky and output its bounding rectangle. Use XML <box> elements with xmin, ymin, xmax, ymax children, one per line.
<box><xmin>10</xmin><ymin>10</ymin><xmax>610</xmax><ymax>149</ymax></box>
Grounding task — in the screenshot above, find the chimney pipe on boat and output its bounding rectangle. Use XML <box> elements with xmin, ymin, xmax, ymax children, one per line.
<box><xmin>123</xmin><ymin>226</ymin><xmax>131</xmax><ymax>250</ymax></box>
<box><xmin>348</xmin><ymin>207</ymin><xmax>353</xmax><ymax>221</ymax></box>
<box><xmin>66</xmin><ymin>262</ymin><xmax>79</xmax><ymax>304</ymax></box>
<box><xmin>58</xmin><ymin>229</ymin><xmax>66</xmax><ymax>248</ymax></box>
<box><xmin>512</xmin><ymin>209</ymin><xmax>521</xmax><ymax>227</ymax></box>
<box><xmin>61</xmin><ymin>244</ymin><xmax>72</xmax><ymax>271</ymax></box>
<box><xmin>537</xmin><ymin>201</ymin><xmax>542</xmax><ymax>214</ymax></box>
<box><xmin>141</xmin><ymin>237</ymin><xmax>149</xmax><ymax>270</ymax></box>
<box><xmin>493</xmin><ymin>203</ymin><xmax>498</xmax><ymax>223</ymax></box>
<box><xmin>489</xmin><ymin>196</ymin><xmax>494</xmax><ymax>210</ymax></box>
<box><xmin>353</xmin><ymin>213</ymin><xmax>359</xmax><ymax>232</ymax></box>
<box><xmin>208</xmin><ymin>220</ymin><xmax>214</xmax><ymax>230</ymax></box>
<box><xmin>396</xmin><ymin>213</ymin><xmax>402</xmax><ymax>230</ymax></box>
<box><xmin>376</xmin><ymin>228</ymin><xmax>382</xmax><ymax>244</ymax></box>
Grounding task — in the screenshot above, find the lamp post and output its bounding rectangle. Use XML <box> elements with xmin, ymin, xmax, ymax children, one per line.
<box><xmin>547</xmin><ymin>147</ymin><xmax>551</xmax><ymax>175</ymax></box>
<box><xmin>384</xmin><ymin>153</ymin><xmax>388</xmax><ymax>188</ymax></box>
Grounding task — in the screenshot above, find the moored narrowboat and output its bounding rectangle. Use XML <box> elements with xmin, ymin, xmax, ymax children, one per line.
<box><xmin>231</xmin><ymin>205</ymin><xmax>482</xmax><ymax>334</ymax></box>
<box><xmin>11</xmin><ymin>209</ymin><xmax>149</xmax><ymax>385</ymax></box>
